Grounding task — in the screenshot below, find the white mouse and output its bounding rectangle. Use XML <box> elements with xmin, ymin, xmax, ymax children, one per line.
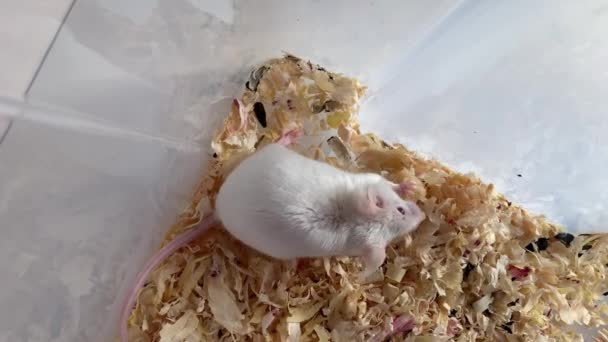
<box><xmin>119</xmin><ymin>135</ymin><xmax>425</xmax><ymax>342</ymax></box>
<box><xmin>216</xmin><ymin>143</ymin><xmax>425</xmax><ymax>276</ymax></box>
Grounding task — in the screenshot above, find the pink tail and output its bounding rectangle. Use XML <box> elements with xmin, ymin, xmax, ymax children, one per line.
<box><xmin>119</xmin><ymin>214</ymin><xmax>217</xmax><ymax>342</ymax></box>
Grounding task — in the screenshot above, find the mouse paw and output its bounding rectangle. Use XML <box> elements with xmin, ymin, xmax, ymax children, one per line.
<box><xmin>358</xmin><ymin>245</ymin><xmax>386</xmax><ymax>283</ymax></box>
<box><xmin>393</xmin><ymin>180</ymin><xmax>416</xmax><ymax>197</ymax></box>
<box><xmin>276</xmin><ymin>128</ymin><xmax>302</xmax><ymax>146</ymax></box>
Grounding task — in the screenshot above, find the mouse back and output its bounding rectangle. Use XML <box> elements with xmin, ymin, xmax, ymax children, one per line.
<box><xmin>215</xmin><ymin>143</ymin><xmax>425</xmax><ymax>260</ymax></box>
<box><xmin>215</xmin><ymin>144</ymin><xmax>346</xmax><ymax>257</ymax></box>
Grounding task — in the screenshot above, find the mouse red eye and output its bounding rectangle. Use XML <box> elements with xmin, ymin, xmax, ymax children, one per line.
<box><xmin>397</xmin><ymin>206</ymin><xmax>406</xmax><ymax>215</ymax></box>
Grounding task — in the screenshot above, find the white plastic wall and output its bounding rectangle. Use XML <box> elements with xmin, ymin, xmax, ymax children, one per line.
<box><xmin>1</xmin><ymin>0</ymin><xmax>607</xmax><ymax>341</ymax></box>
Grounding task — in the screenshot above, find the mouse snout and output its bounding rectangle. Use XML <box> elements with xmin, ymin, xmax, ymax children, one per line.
<box><xmin>407</xmin><ymin>202</ymin><xmax>426</xmax><ymax>222</ymax></box>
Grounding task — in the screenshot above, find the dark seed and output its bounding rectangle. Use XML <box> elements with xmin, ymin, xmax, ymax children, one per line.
<box><xmin>526</xmin><ymin>238</ymin><xmax>548</xmax><ymax>252</ymax></box>
<box><xmin>554</xmin><ymin>233</ymin><xmax>575</xmax><ymax>247</ymax></box>
<box><xmin>322</xmin><ymin>100</ymin><xmax>340</xmax><ymax>112</ymax></box>
<box><xmin>536</xmin><ymin>238</ymin><xmax>549</xmax><ymax>251</ymax></box>
<box><xmin>463</xmin><ymin>263</ymin><xmax>475</xmax><ymax>279</ymax></box>
<box><xmin>311</xmin><ymin>102</ymin><xmax>325</xmax><ymax>114</ymax></box>
<box><xmin>501</xmin><ymin>321</ymin><xmax>514</xmax><ymax>334</ymax></box>
<box><xmin>253</xmin><ymin>102</ymin><xmax>267</xmax><ymax>127</ymax></box>
<box><xmin>525</xmin><ymin>242</ymin><xmax>536</xmax><ymax>252</ymax></box>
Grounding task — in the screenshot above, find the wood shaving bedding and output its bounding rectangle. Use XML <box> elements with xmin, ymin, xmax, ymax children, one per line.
<box><xmin>125</xmin><ymin>55</ymin><xmax>607</xmax><ymax>342</ymax></box>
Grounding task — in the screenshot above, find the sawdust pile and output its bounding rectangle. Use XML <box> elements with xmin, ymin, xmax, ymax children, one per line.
<box><xmin>126</xmin><ymin>55</ymin><xmax>608</xmax><ymax>341</ymax></box>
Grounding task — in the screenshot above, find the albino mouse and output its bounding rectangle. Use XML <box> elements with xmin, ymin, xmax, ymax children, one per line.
<box><xmin>216</xmin><ymin>143</ymin><xmax>425</xmax><ymax>274</ymax></box>
<box><xmin>120</xmin><ymin>136</ymin><xmax>424</xmax><ymax>342</ymax></box>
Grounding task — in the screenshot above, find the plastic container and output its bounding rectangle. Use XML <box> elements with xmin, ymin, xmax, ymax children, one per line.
<box><xmin>1</xmin><ymin>0</ymin><xmax>607</xmax><ymax>340</ymax></box>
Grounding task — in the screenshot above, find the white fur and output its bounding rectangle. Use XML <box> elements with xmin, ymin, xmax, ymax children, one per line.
<box><xmin>216</xmin><ymin>143</ymin><xmax>425</xmax><ymax>264</ymax></box>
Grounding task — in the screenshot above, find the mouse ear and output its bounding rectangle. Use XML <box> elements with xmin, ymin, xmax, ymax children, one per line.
<box><xmin>356</xmin><ymin>186</ymin><xmax>384</xmax><ymax>216</ymax></box>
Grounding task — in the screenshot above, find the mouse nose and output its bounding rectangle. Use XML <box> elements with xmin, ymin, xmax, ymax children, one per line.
<box><xmin>408</xmin><ymin>202</ymin><xmax>425</xmax><ymax>222</ymax></box>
